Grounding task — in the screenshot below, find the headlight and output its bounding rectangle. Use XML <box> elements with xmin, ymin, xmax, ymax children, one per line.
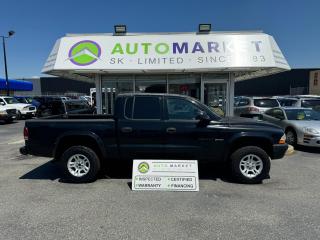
<box><xmin>0</xmin><ymin>110</ymin><xmax>7</xmax><ymax>115</ymax></box>
<box><xmin>302</xmin><ymin>127</ymin><xmax>319</xmax><ymax>135</ymax></box>
<box><xmin>23</xmin><ymin>106</ymin><xmax>29</xmax><ymax>110</ymax></box>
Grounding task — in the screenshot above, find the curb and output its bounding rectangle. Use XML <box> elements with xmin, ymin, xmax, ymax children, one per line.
<box><xmin>285</xmin><ymin>145</ymin><xmax>295</xmax><ymax>156</ymax></box>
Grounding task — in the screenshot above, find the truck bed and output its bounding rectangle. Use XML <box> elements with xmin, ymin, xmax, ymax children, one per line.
<box><xmin>39</xmin><ymin>114</ymin><xmax>113</xmax><ymax>120</ymax></box>
<box><xmin>25</xmin><ymin>114</ymin><xmax>117</xmax><ymax>157</ymax></box>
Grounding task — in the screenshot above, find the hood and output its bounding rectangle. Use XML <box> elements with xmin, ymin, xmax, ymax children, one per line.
<box><xmin>5</xmin><ymin>103</ymin><xmax>33</xmax><ymax>110</ymax></box>
<box><xmin>289</xmin><ymin>120</ymin><xmax>320</xmax><ymax>131</ymax></box>
<box><xmin>218</xmin><ymin>116</ymin><xmax>282</xmax><ymax>129</ymax></box>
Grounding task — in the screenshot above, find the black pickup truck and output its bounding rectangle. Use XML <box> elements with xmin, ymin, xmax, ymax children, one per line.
<box><xmin>20</xmin><ymin>93</ymin><xmax>288</xmax><ymax>184</ymax></box>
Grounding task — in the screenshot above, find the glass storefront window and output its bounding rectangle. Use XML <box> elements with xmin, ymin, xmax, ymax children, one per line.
<box><xmin>101</xmin><ymin>75</ymin><xmax>133</xmax><ymax>114</ymax></box>
<box><xmin>102</xmin><ymin>75</ymin><xmax>134</xmax><ymax>94</ymax></box>
<box><xmin>203</xmin><ymin>73</ymin><xmax>228</xmax><ymax>117</ymax></box>
<box><xmin>135</xmin><ymin>75</ymin><xmax>166</xmax><ymax>93</ymax></box>
<box><xmin>168</xmin><ymin>74</ymin><xmax>201</xmax><ymax>100</ymax></box>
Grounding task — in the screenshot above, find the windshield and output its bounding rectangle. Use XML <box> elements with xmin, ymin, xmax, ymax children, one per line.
<box><xmin>285</xmin><ymin>109</ymin><xmax>320</xmax><ymax>121</ymax></box>
<box><xmin>301</xmin><ymin>99</ymin><xmax>320</xmax><ymax>111</ymax></box>
<box><xmin>188</xmin><ymin>97</ymin><xmax>222</xmax><ymax>120</ymax></box>
<box><xmin>16</xmin><ymin>97</ymin><xmax>27</xmax><ymax>103</ymax></box>
<box><xmin>4</xmin><ymin>97</ymin><xmax>20</xmax><ymax>104</ymax></box>
<box><xmin>254</xmin><ymin>99</ymin><xmax>279</xmax><ymax>108</ymax></box>
<box><xmin>25</xmin><ymin>97</ymin><xmax>33</xmax><ymax>103</ymax></box>
<box><xmin>65</xmin><ymin>101</ymin><xmax>90</xmax><ymax>112</ymax></box>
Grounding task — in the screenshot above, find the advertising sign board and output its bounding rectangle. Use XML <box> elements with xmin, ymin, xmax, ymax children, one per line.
<box><xmin>132</xmin><ymin>159</ymin><xmax>199</xmax><ymax>192</ymax></box>
<box><xmin>44</xmin><ymin>33</ymin><xmax>290</xmax><ymax>73</ymax></box>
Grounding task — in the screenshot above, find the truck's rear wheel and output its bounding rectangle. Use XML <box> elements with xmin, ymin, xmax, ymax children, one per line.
<box><xmin>230</xmin><ymin>146</ymin><xmax>270</xmax><ymax>184</ymax></box>
<box><xmin>60</xmin><ymin>146</ymin><xmax>100</xmax><ymax>183</ymax></box>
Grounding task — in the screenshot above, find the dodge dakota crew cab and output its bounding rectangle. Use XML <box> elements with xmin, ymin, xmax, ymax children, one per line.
<box><xmin>20</xmin><ymin>93</ymin><xmax>288</xmax><ymax>184</ymax></box>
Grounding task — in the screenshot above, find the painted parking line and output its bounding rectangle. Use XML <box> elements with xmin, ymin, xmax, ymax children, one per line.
<box><xmin>7</xmin><ymin>139</ymin><xmax>24</xmax><ymax>145</ymax></box>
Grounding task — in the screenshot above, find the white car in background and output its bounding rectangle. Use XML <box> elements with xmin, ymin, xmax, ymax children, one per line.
<box><xmin>0</xmin><ymin>102</ymin><xmax>17</xmax><ymax>123</ymax></box>
<box><xmin>0</xmin><ymin>96</ymin><xmax>36</xmax><ymax>119</ymax></box>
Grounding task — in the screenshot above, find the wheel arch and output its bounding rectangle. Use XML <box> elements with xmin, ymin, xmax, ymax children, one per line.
<box><xmin>53</xmin><ymin>131</ymin><xmax>107</xmax><ymax>161</ymax></box>
<box><xmin>226</xmin><ymin>134</ymin><xmax>273</xmax><ymax>161</ymax></box>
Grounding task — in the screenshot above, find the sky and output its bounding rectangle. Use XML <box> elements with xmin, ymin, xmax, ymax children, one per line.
<box><xmin>0</xmin><ymin>0</ymin><xmax>319</xmax><ymax>79</ymax></box>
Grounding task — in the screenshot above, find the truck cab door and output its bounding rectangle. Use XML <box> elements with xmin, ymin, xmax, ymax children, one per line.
<box><xmin>163</xmin><ymin>96</ymin><xmax>225</xmax><ymax>161</ymax></box>
<box><xmin>117</xmin><ymin>96</ymin><xmax>165</xmax><ymax>159</ymax></box>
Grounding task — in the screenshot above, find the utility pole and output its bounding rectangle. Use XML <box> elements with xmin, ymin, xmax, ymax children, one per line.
<box><xmin>1</xmin><ymin>31</ymin><xmax>15</xmax><ymax>96</ymax></box>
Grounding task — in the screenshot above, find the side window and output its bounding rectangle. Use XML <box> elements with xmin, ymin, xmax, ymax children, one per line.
<box><xmin>273</xmin><ymin>109</ymin><xmax>285</xmax><ymax>120</ymax></box>
<box><xmin>124</xmin><ymin>97</ymin><xmax>133</xmax><ymax>118</ymax></box>
<box><xmin>265</xmin><ymin>109</ymin><xmax>274</xmax><ymax>116</ymax></box>
<box><xmin>237</xmin><ymin>98</ymin><xmax>250</xmax><ymax>107</ymax></box>
<box><xmin>133</xmin><ymin>96</ymin><xmax>161</xmax><ymax>120</ymax></box>
<box><xmin>167</xmin><ymin>98</ymin><xmax>201</xmax><ymax>120</ymax></box>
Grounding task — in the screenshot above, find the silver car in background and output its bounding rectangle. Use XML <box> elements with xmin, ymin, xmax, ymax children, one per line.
<box><xmin>234</xmin><ymin>97</ymin><xmax>280</xmax><ymax>119</ymax></box>
<box><xmin>262</xmin><ymin>107</ymin><xmax>320</xmax><ymax>147</ymax></box>
<box><xmin>277</xmin><ymin>96</ymin><xmax>320</xmax><ymax>112</ymax></box>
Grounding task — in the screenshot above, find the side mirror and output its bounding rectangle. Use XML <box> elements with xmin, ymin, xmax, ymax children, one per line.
<box><xmin>196</xmin><ymin>111</ymin><xmax>211</xmax><ymax>126</ymax></box>
<box><xmin>0</xmin><ymin>102</ymin><xmax>5</xmax><ymax>106</ymax></box>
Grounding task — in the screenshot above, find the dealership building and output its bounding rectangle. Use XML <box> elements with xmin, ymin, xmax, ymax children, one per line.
<box><xmin>42</xmin><ymin>29</ymin><xmax>290</xmax><ymax>116</ymax></box>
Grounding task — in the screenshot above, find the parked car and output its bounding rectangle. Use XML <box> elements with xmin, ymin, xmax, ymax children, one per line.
<box><xmin>79</xmin><ymin>96</ymin><xmax>92</xmax><ymax>105</ymax></box>
<box><xmin>61</xmin><ymin>96</ymin><xmax>71</xmax><ymax>101</ymax></box>
<box><xmin>64</xmin><ymin>100</ymin><xmax>95</xmax><ymax>115</ymax></box>
<box><xmin>33</xmin><ymin>96</ymin><xmax>94</xmax><ymax>117</ymax></box>
<box><xmin>0</xmin><ymin>102</ymin><xmax>17</xmax><ymax>123</ymax></box>
<box><xmin>14</xmin><ymin>96</ymin><xmax>40</xmax><ymax>108</ymax></box>
<box><xmin>0</xmin><ymin>96</ymin><xmax>36</xmax><ymax>119</ymax></box>
<box><xmin>21</xmin><ymin>93</ymin><xmax>288</xmax><ymax>184</ymax></box>
<box><xmin>277</xmin><ymin>96</ymin><xmax>320</xmax><ymax>112</ymax></box>
<box><xmin>262</xmin><ymin>107</ymin><xmax>320</xmax><ymax>147</ymax></box>
<box><xmin>234</xmin><ymin>97</ymin><xmax>280</xmax><ymax>119</ymax></box>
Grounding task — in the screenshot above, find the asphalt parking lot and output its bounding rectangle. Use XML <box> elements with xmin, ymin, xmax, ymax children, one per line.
<box><xmin>0</xmin><ymin>120</ymin><xmax>320</xmax><ymax>240</ymax></box>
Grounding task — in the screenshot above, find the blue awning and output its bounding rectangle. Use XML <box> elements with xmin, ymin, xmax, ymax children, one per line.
<box><xmin>0</xmin><ymin>78</ymin><xmax>33</xmax><ymax>91</ymax></box>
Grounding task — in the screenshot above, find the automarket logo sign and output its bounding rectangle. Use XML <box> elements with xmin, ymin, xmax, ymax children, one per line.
<box><xmin>138</xmin><ymin>162</ymin><xmax>149</xmax><ymax>174</ymax></box>
<box><xmin>67</xmin><ymin>40</ymin><xmax>101</xmax><ymax>66</ymax></box>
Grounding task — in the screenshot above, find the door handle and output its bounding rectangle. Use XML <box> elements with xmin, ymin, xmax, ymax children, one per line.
<box><xmin>121</xmin><ymin>127</ymin><xmax>133</xmax><ymax>133</ymax></box>
<box><xmin>166</xmin><ymin>127</ymin><xmax>176</xmax><ymax>134</ymax></box>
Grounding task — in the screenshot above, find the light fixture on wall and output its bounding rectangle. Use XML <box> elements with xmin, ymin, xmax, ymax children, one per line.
<box><xmin>114</xmin><ymin>25</ymin><xmax>127</xmax><ymax>35</ymax></box>
<box><xmin>198</xmin><ymin>24</ymin><xmax>211</xmax><ymax>33</ymax></box>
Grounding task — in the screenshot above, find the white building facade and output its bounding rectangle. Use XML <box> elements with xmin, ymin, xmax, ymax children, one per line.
<box><xmin>43</xmin><ymin>31</ymin><xmax>290</xmax><ymax>116</ymax></box>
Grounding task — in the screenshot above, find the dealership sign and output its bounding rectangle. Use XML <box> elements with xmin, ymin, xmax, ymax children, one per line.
<box><xmin>43</xmin><ymin>33</ymin><xmax>290</xmax><ymax>73</ymax></box>
<box><xmin>132</xmin><ymin>159</ymin><xmax>199</xmax><ymax>191</ymax></box>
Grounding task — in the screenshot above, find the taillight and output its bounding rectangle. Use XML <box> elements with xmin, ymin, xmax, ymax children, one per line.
<box><xmin>248</xmin><ymin>107</ymin><xmax>260</xmax><ymax>112</ymax></box>
<box><xmin>24</xmin><ymin>127</ymin><xmax>29</xmax><ymax>141</ymax></box>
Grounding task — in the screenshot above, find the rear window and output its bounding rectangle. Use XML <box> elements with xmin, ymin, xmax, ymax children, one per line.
<box><xmin>254</xmin><ymin>99</ymin><xmax>279</xmax><ymax>108</ymax></box>
<box><xmin>278</xmin><ymin>99</ymin><xmax>298</xmax><ymax>107</ymax></box>
<box><xmin>301</xmin><ymin>99</ymin><xmax>320</xmax><ymax>110</ymax></box>
<box><xmin>65</xmin><ymin>101</ymin><xmax>89</xmax><ymax>112</ymax></box>
<box><xmin>133</xmin><ymin>96</ymin><xmax>161</xmax><ymax>119</ymax></box>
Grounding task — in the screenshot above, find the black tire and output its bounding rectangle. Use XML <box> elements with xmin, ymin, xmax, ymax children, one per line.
<box><xmin>230</xmin><ymin>146</ymin><xmax>271</xmax><ymax>184</ymax></box>
<box><xmin>16</xmin><ymin>111</ymin><xmax>22</xmax><ymax>120</ymax></box>
<box><xmin>285</xmin><ymin>128</ymin><xmax>297</xmax><ymax>147</ymax></box>
<box><xmin>60</xmin><ymin>146</ymin><xmax>101</xmax><ymax>183</ymax></box>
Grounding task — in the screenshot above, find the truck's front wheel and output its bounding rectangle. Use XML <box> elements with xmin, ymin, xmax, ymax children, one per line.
<box><xmin>60</xmin><ymin>146</ymin><xmax>101</xmax><ymax>183</ymax></box>
<box><xmin>230</xmin><ymin>146</ymin><xmax>270</xmax><ymax>184</ymax></box>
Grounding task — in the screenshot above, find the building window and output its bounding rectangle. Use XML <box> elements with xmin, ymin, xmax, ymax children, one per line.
<box><xmin>168</xmin><ymin>74</ymin><xmax>201</xmax><ymax>100</ymax></box>
<box><xmin>135</xmin><ymin>75</ymin><xmax>167</xmax><ymax>93</ymax></box>
<box><xmin>314</xmin><ymin>72</ymin><xmax>318</xmax><ymax>86</ymax></box>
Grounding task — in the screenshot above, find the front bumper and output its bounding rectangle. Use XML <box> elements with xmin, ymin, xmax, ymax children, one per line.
<box><xmin>20</xmin><ymin>110</ymin><xmax>36</xmax><ymax>116</ymax></box>
<box><xmin>272</xmin><ymin>144</ymin><xmax>288</xmax><ymax>159</ymax></box>
<box><xmin>300</xmin><ymin>135</ymin><xmax>320</xmax><ymax>148</ymax></box>
<box><xmin>0</xmin><ymin>114</ymin><xmax>16</xmax><ymax>120</ymax></box>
